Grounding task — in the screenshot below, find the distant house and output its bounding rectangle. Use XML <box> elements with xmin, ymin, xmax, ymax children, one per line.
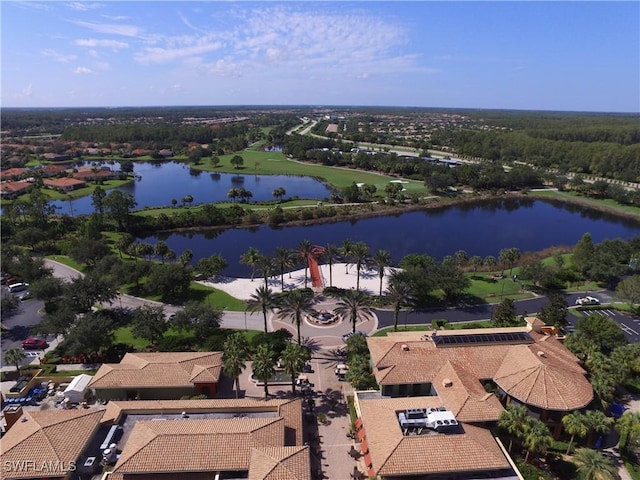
<box><xmin>44</xmin><ymin>177</ymin><xmax>87</xmax><ymax>192</ymax></box>
<box><xmin>131</xmin><ymin>148</ymin><xmax>152</xmax><ymax>157</ymax></box>
<box><xmin>0</xmin><ymin>181</ymin><xmax>32</xmax><ymax>199</ymax></box>
<box><xmin>158</xmin><ymin>148</ymin><xmax>173</xmax><ymax>157</ymax></box>
<box><xmin>39</xmin><ymin>164</ymin><xmax>67</xmax><ymax>177</ymax></box>
<box><xmin>0</xmin><ymin>168</ymin><xmax>28</xmax><ymax>181</ymax></box>
<box><xmin>43</xmin><ymin>153</ymin><xmax>71</xmax><ymax>162</ymax></box>
<box><xmin>89</xmin><ymin>352</ymin><xmax>224</xmax><ymax>400</ymax></box>
<box><xmin>72</xmin><ymin>169</ymin><xmax>117</xmax><ymax>182</ymax></box>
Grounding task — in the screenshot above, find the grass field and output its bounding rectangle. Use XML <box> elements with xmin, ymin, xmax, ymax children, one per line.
<box><xmin>530</xmin><ymin>189</ymin><xmax>640</xmax><ymax>216</ymax></box>
<box><xmin>191</xmin><ymin>149</ymin><xmax>428</xmax><ymax>193</ymax></box>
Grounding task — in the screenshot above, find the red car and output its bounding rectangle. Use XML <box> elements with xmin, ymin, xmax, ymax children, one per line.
<box><xmin>22</xmin><ymin>338</ymin><xmax>48</xmax><ymax>350</ymax></box>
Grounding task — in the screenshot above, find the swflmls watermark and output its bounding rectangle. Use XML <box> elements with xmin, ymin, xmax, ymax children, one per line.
<box><xmin>3</xmin><ymin>460</ymin><xmax>77</xmax><ymax>473</ymax></box>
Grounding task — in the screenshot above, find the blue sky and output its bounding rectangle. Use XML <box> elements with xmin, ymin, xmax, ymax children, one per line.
<box><xmin>2</xmin><ymin>1</ymin><xmax>638</xmax><ymax>112</ymax></box>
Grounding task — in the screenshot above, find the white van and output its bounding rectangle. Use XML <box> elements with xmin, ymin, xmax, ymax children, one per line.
<box><xmin>8</xmin><ymin>282</ymin><xmax>29</xmax><ymax>298</ymax></box>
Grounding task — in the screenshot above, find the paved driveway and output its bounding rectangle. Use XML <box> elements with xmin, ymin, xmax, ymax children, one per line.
<box><xmin>0</xmin><ymin>298</ymin><xmax>46</xmax><ymax>367</ymax></box>
<box><xmin>576</xmin><ymin>307</ymin><xmax>640</xmax><ymax>343</ymax></box>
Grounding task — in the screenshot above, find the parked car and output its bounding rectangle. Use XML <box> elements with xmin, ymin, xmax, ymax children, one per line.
<box><xmin>8</xmin><ymin>282</ymin><xmax>29</xmax><ymax>299</ymax></box>
<box><xmin>22</xmin><ymin>338</ymin><xmax>48</xmax><ymax>350</ymax></box>
<box><xmin>575</xmin><ymin>296</ymin><xmax>600</xmax><ymax>306</ymax></box>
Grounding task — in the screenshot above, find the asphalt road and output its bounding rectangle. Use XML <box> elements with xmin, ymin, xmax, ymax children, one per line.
<box><xmin>1</xmin><ymin>298</ymin><xmax>47</xmax><ymax>367</ymax></box>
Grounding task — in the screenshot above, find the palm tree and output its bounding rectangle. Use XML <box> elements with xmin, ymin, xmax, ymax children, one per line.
<box><xmin>616</xmin><ymin>411</ymin><xmax>640</xmax><ymax>450</ymax></box>
<box><xmin>385</xmin><ymin>280</ymin><xmax>414</xmax><ymax>332</ymax></box>
<box><xmin>572</xmin><ymin>448</ymin><xmax>617</xmax><ymax>480</ymax></box>
<box><xmin>4</xmin><ymin>348</ymin><xmax>25</xmax><ymax>375</ymax></box>
<box><xmin>484</xmin><ymin>255</ymin><xmax>497</xmax><ymax>271</ymax></box>
<box><xmin>280</xmin><ymin>342</ymin><xmax>309</xmax><ymax>393</ymax></box>
<box><xmin>274</xmin><ymin>247</ymin><xmax>294</xmax><ymax>290</ymax></box>
<box><xmin>178</xmin><ymin>249</ymin><xmax>193</xmax><ymax>266</ymax></box>
<box><xmin>497</xmin><ymin>403</ymin><xmax>528</xmax><ymax>452</ymax></box>
<box><xmin>584</xmin><ymin>410</ymin><xmax>614</xmax><ymax>447</ymax></box>
<box><xmin>323</xmin><ymin>243</ymin><xmax>340</xmax><ymax>287</ymax></box>
<box><xmin>252</xmin><ymin>344</ymin><xmax>277</xmax><ymax>399</ymax></box>
<box><xmin>154</xmin><ymin>240</ymin><xmax>169</xmax><ymax>264</ymax></box>
<box><xmin>522</xmin><ymin>417</ymin><xmax>553</xmax><ymax>464</ymax></box>
<box><xmin>334</xmin><ymin>289</ymin><xmax>372</xmax><ymax>334</ymax></box>
<box><xmin>247</xmin><ymin>286</ymin><xmax>280</xmax><ymax>333</ymax></box>
<box><xmin>470</xmin><ymin>255</ymin><xmax>483</xmax><ymax>272</ymax></box>
<box><xmin>562</xmin><ymin>411</ymin><xmax>589</xmax><ymax>454</ymax></box>
<box><xmin>341</xmin><ymin>239</ymin><xmax>354</xmax><ymax>274</ymax></box>
<box><xmin>297</xmin><ymin>239</ymin><xmax>314</xmax><ymax>289</ymax></box>
<box><xmin>222</xmin><ymin>333</ymin><xmax>248</xmax><ymax>399</ymax></box>
<box><xmin>350</xmin><ymin>241</ymin><xmax>371</xmax><ymax>291</ymax></box>
<box><xmin>279</xmin><ymin>289</ymin><xmax>315</xmax><ymax>345</ymax></box>
<box><xmin>372</xmin><ymin>249</ymin><xmax>392</xmax><ymax>297</ymax></box>
<box><xmin>256</xmin><ymin>254</ymin><xmax>273</xmax><ymax>288</ymax></box>
<box><xmin>499</xmin><ymin>247</ymin><xmax>521</xmax><ymax>276</ymax></box>
<box><xmin>240</xmin><ymin>247</ymin><xmax>261</xmax><ymax>282</ymax></box>
<box><xmin>454</xmin><ymin>250</ymin><xmax>468</xmax><ymax>268</ymax></box>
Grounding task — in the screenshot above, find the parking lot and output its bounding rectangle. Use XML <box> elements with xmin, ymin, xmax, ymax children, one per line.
<box><xmin>577</xmin><ymin>307</ymin><xmax>640</xmax><ymax>342</ymax></box>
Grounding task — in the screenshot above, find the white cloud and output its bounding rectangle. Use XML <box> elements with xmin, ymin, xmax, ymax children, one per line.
<box><xmin>41</xmin><ymin>49</ymin><xmax>77</xmax><ymax>63</ymax></box>
<box><xmin>74</xmin><ymin>38</ymin><xmax>128</xmax><ymax>50</ymax></box>
<box><xmin>71</xmin><ymin>20</ymin><xmax>142</xmax><ymax>38</ymax></box>
<box><xmin>135</xmin><ymin>41</ymin><xmax>223</xmax><ymax>64</ymax></box>
<box><xmin>73</xmin><ymin>66</ymin><xmax>93</xmax><ymax>74</ymax></box>
<box><xmin>21</xmin><ymin>84</ymin><xmax>33</xmax><ymax>98</ymax></box>
<box><xmin>65</xmin><ymin>2</ymin><xmax>102</xmax><ymax>11</ymax></box>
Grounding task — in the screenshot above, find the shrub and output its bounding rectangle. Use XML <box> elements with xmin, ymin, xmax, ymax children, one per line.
<box><xmin>516</xmin><ymin>462</ymin><xmax>554</xmax><ymax>480</ymax></box>
<box><xmin>432</xmin><ymin>319</ymin><xmax>449</xmax><ymax>330</ymax></box>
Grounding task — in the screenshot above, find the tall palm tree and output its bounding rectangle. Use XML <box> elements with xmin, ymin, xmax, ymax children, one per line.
<box><xmin>584</xmin><ymin>410</ymin><xmax>614</xmax><ymax>446</ymax></box>
<box><xmin>279</xmin><ymin>289</ymin><xmax>315</xmax><ymax>345</ymax></box>
<box><xmin>323</xmin><ymin>243</ymin><xmax>340</xmax><ymax>287</ymax></box>
<box><xmin>372</xmin><ymin>249</ymin><xmax>392</xmax><ymax>297</ymax></box>
<box><xmin>222</xmin><ymin>333</ymin><xmax>248</xmax><ymax>399</ymax></box>
<box><xmin>247</xmin><ymin>286</ymin><xmax>280</xmax><ymax>333</ymax></box>
<box><xmin>454</xmin><ymin>250</ymin><xmax>468</xmax><ymax>268</ymax></box>
<box><xmin>497</xmin><ymin>403</ymin><xmax>529</xmax><ymax>452</ymax></box>
<box><xmin>334</xmin><ymin>289</ymin><xmax>372</xmax><ymax>334</ymax></box>
<box><xmin>252</xmin><ymin>344</ymin><xmax>277</xmax><ymax>399</ymax></box>
<box><xmin>297</xmin><ymin>239</ymin><xmax>314</xmax><ymax>289</ymax></box>
<box><xmin>484</xmin><ymin>255</ymin><xmax>497</xmax><ymax>271</ymax></box>
<box><xmin>280</xmin><ymin>342</ymin><xmax>309</xmax><ymax>393</ymax></box>
<box><xmin>341</xmin><ymin>239</ymin><xmax>354</xmax><ymax>274</ymax></box>
<box><xmin>572</xmin><ymin>448</ymin><xmax>617</xmax><ymax>480</ymax></box>
<box><xmin>274</xmin><ymin>247</ymin><xmax>295</xmax><ymax>290</ymax></box>
<box><xmin>240</xmin><ymin>247</ymin><xmax>261</xmax><ymax>281</ymax></box>
<box><xmin>256</xmin><ymin>254</ymin><xmax>273</xmax><ymax>288</ymax></box>
<box><xmin>562</xmin><ymin>411</ymin><xmax>589</xmax><ymax>455</ymax></box>
<box><xmin>522</xmin><ymin>417</ymin><xmax>553</xmax><ymax>464</ymax></box>
<box><xmin>470</xmin><ymin>255</ymin><xmax>483</xmax><ymax>272</ymax></box>
<box><xmin>616</xmin><ymin>411</ymin><xmax>640</xmax><ymax>450</ymax></box>
<box><xmin>350</xmin><ymin>241</ymin><xmax>371</xmax><ymax>291</ymax></box>
<box><xmin>4</xmin><ymin>348</ymin><xmax>25</xmax><ymax>375</ymax></box>
<box><xmin>385</xmin><ymin>280</ymin><xmax>414</xmax><ymax>332</ymax></box>
<box><xmin>154</xmin><ymin>241</ymin><xmax>169</xmax><ymax>264</ymax></box>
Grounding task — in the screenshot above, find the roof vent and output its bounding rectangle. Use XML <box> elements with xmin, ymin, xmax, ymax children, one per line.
<box><xmin>442</xmin><ymin>378</ymin><xmax>453</xmax><ymax>388</ymax></box>
<box><xmin>181</xmin><ymin>411</ymin><xmax>189</xmax><ymax>418</ymax></box>
<box><xmin>537</xmin><ymin>351</ymin><xmax>546</xmax><ymax>358</ymax></box>
<box><xmin>401</xmin><ymin>344</ymin><xmax>409</xmax><ymax>351</ymax></box>
<box><xmin>20</xmin><ymin>416</ymin><xmax>28</xmax><ymax>423</ymax></box>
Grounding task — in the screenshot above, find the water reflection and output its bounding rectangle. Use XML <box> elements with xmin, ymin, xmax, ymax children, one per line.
<box><xmin>141</xmin><ymin>198</ymin><xmax>640</xmax><ymax>277</ymax></box>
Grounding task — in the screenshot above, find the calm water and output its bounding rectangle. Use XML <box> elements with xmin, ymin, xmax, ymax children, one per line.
<box><xmin>50</xmin><ymin>161</ymin><xmax>332</xmax><ymax>215</ymax></box>
<box><xmin>142</xmin><ymin>198</ymin><xmax>640</xmax><ymax>277</ymax></box>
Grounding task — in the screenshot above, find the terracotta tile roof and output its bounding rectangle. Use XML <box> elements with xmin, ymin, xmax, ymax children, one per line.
<box><xmin>249</xmin><ymin>446</ymin><xmax>310</xmax><ymax>480</ymax></box>
<box><xmin>0</xmin><ymin>168</ymin><xmax>27</xmax><ymax>179</ymax></box>
<box><xmin>100</xmin><ymin>398</ymin><xmax>303</xmax><ymax>445</ymax></box>
<box><xmin>368</xmin><ymin>325</ymin><xmax>592</xmax><ymax>412</ymax></box>
<box><xmin>493</xmin><ymin>338</ymin><xmax>593</xmax><ymax>410</ymax></box>
<box><xmin>89</xmin><ymin>352</ymin><xmax>223</xmax><ymax>389</ymax></box>
<box><xmin>432</xmin><ymin>361</ymin><xmax>504</xmax><ymax>422</ymax></box>
<box><xmin>111</xmin><ymin>418</ymin><xmax>285</xmax><ymax>474</ymax></box>
<box><xmin>0</xmin><ymin>409</ymin><xmax>104</xmax><ymax>479</ymax></box>
<box><xmin>43</xmin><ymin>178</ymin><xmax>86</xmax><ymax>189</ymax></box>
<box><xmin>356</xmin><ymin>396</ymin><xmax>510</xmax><ymax>477</ymax></box>
<box><xmin>0</xmin><ymin>181</ymin><xmax>32</xmax><ymax>193</ymax></box>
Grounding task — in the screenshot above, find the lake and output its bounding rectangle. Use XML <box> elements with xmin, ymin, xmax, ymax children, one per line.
<box><xmin>50</xmin><ymin>161</ymin><xmax>332</xmax><ymax>215</ymax></box>
<box><xmin>142</xmin><ymin>197</ymin><xmax>640</xmax><ymax>277</ymax></box>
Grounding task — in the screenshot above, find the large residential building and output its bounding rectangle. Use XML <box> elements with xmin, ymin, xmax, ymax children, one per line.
<box><xmin>353</xmin><ymin>321</ymin><xmax>593</xmax><ymax>478</ymax></box>
<box><xmin>0</xmin><ymin>399</ymin><xmax>310</xmax><ymax>480</ymax></box>
<box><xmin>88</xmin><ymin>352</ymin><xmax>224</xmax><ymax>400</ymax></box>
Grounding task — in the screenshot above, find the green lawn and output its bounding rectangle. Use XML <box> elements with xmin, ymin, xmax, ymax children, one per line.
<box><xmin>373</xmin><ymin>320</ymin><xmax>493</xmax><ymax>337</ymax></box>
<box><xmin>191</xmin><ymin>150</ymin><xmax>428</xmax><ymax>193</ymax></box>
<box><xmin>40</xmin><ymin>178</ymin><xmax>134</xmax><ymax>201</ymax></box>
<box><xmin>46</xmin><ymin>255</ymin><xmax>86</xmax><ymax>273</ymax></box>
<box><xmin>530</xmin><ymin>190</ymin><xmax>640</xmax><ymax>216</ymax></box>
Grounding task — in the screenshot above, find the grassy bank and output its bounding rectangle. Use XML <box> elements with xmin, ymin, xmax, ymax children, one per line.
<box><xmin>529</xmin><ymin>189</ymin><xmax>640</xmax><ymax>217</ymax></box>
